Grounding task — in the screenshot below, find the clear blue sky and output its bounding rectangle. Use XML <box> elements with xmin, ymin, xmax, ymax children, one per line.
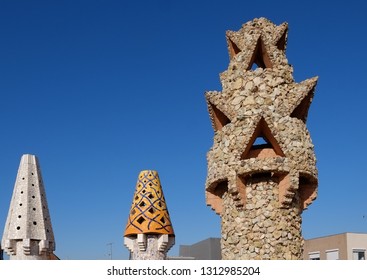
<box><xmin>0</xmin><ymin>0</ymin><xmax>366</xmax><ymax>260</ymax></box>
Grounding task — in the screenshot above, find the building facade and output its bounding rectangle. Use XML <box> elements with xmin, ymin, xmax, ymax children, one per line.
<box><xmin>304</xmin><ymin>232</ymin><xmax>367</xmax><ymax>260</ymax></box>
<box><xmin>179</xmin><ymin>238</ymin><xmax>221</xmax><ymax>260</ymax></box>
<box><xmin>178</xmin><ymin>233</ymin><xmax>367</xmax><ymax>260</ymax></box>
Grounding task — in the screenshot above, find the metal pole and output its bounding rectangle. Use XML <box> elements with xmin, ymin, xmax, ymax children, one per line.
<box><xmin>107</xmin><ymin>243</ymin><xmax>113</xmax><ymax>260</ymax></box>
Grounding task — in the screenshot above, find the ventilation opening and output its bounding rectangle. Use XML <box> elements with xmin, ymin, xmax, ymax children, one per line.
<box><xmin>139</xmin><ymin>201</ymin><xmax>146</xmax><ymax>207</ymax></box>
<box><xmin>148</xmin><ymin>207</ymin><xmax>155</xmax><ymax>214</ymax></box>
<box><xmin>137</xmin><ymin>217</ymin><xmax>145</xmax><ymax>224</ymax></box>
<box><xmin>148</xmin><ymin>194</ymin><xmax>154</xmax><ymax>199</ymax></box>
<box><xmin>160</xmin><ymin>217</ymin><xmax>166</xmax><ymax>224</ymax></box>
<box><xmin>208</xmin><ymin>102</ymin><xmax>231</xmax><ymax>131</ymax></box>
<box><xmin>252</xmin><ymin>136</ymin><xmax>273</xmax><ymax>149</ymax></box>
<box><xmin>248</xmin><ymin>172</ymin><xmax>273</xmax><ymax>181</ymax></box>
<box><xmin>227</xmin><ymin>37</ymin><xmax>241</xmax><ymax>59</ymax></box>
<box><xmin>213</xmin><ymin>180</ymin><xmax>228</xmax><ymax>198</ymax></box>
<box><xmin>241</xmin><ymin>118</ymin><xmax>284</xmax><ymax>159</ymax></box>
<box><xmin>276</xmin><ymin>29</ymin><xmax>287</xmax><ymax>51</ymax></box>
<box><xmin>299</xmin><ymin>176</ymin><xmax>310</xmax><ymax>185</ymax></box>
<box><xmin>247</xmin><ymin>37</ymin><xmax>272</xmax><ymax>70</ymax></box>
<box><xmin>298</xmin><ymin>174</ymin><xmax>317</xmax><ymax>210</ymax></box>
<box><xmin>290</xmin><ymin>89</ymin><xmax>314</xmax><ymax>122</ymax></box>
<box><xmin>206</xmin><ymin>179</ymin><xmax>229</xmax><ymax>215</ymax></box>
<box><xmin>131</xmin><ymin>209</ymin><xmax>136</xmax><ymax>215</ymax></box>
<box><xmin>250</xmin><ymin>63</ymin><xmax>259</xmax><ymax>71</ymax></box>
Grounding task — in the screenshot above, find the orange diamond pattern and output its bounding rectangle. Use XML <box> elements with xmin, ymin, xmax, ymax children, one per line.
<box><xmin>124</xmin><ymin>170</ymin><xmax>174</xmax><ymax>236</ymax></box>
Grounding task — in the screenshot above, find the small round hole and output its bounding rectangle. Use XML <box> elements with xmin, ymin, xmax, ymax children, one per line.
<box><xmin>33</xmin><ymin>221</ymin><xmax>37</xmax><ymax>225</ymax></box>
<box><xmin>16</xmin><ymin>226</ymin><xmax>20</xmax><ymax>230</ymax></box>
<box><xmin>18</xmin><ymin>215</ymin><xmax>21</xmax><ymax>218</ymax></box>
<box><xmin>19</xmin><ymin>203</ymin><xmax>22</xmax><ymax>206</ymax></box>
<box><xmin>32</xmin><ymin>195</ymin><xmax>35</xmax><ymax>199</ymax></box>
<box><xmin>33</xmin><ymin>208</ymin><xmax>36</xmax><ymax>211</ymax></box>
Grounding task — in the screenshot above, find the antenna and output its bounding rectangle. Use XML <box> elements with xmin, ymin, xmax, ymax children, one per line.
<box><xmin>107</xmin><ymin>243</ymin><xmax>113</xmax><ymax>260</ymax></box>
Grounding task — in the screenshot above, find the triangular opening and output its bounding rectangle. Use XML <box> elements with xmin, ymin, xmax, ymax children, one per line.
<box><xmin>253</xmin><ymin>135</ymin><xmax>272</xmax><ymax>148</ymax></box>
<box><xmin>250</xmin><ymin>63</ymin><xmax>258</xmax><ymax>71</ymax></box>
<box><xmin>290</xmin><ymin>87</ymin><xmax>315</xmax><ymax>123</ymax></box>
<box><xmin>247</xmin><ymin>37</ymin><xmax>272</xmax><ymax>70</ymax></box>
<box><xmin>208</xmin><ymin>102</ymin><xmax>231</xmax><ymax>131</ymax></box>
<box><xmin>241</xmin><ymin>118</ymin><xmax>285</xmax><ymax>159</ymax></box>
<box><xmin>227</xmin><ymin>37</ymin><xmax>241</xmax><ymax>59</ymax></box>
<box><xmin>276</xmin><ymin>27</ymin><xmax>287</xmax><ymax>51</ymax></box>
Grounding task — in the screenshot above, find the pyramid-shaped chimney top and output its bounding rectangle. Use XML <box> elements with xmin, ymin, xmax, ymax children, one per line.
<box><xmin>1</xmin><ymin>154</ymin><xmax>55</xmax><ymax>256</ymax></box>
<box><xmin>124</xmin><ymin>170</ymin><xmax>174</xmax><ymax>237</ymax></box>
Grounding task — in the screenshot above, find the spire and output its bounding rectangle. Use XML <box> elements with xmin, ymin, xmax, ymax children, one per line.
<box><xmin>205</xmin><ymin>18</ymin><xmax>318</xmax><ymax>259</ymax></box>
<box><xmin>124</xmin><ymin>170</ymin><xmax>174</xmax><ymax>259</ymax></box>
<box><xmin>1</xmin><ymin>154</ymin><xmax>55</xmax><ymax>260</ymax></box>
<box><xmin>124</xmin><ymin>170</ymin><xmax>174</xmax><ymax>237</ymax></box>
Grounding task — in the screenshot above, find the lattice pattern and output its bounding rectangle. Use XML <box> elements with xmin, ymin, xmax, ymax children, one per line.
<box><xmin>124</xmin><ymin>170</ymin><xmax>174</xmax><ymax>236</ymax></box>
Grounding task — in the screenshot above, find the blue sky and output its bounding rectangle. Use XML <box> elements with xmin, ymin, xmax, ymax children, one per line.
<box><xmin>0</xmin><ymin>0</ymin><xmax>366</xmax><ymax>260</ymax></box>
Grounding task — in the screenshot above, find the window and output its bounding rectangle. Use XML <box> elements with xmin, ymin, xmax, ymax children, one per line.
<box><xmin>308</xmin><ymin>251</ymin><xmax>320</xmax><ymax>260</ymax></box>
<box><xmin>352</xmin><ymin>249</ymin><xmax>365</xmax><ymax>260</ymax></box>
<box><xmin>326</xmin><ymin>249</ymin><xmax>339</xmax><ymax>260</ymax></box>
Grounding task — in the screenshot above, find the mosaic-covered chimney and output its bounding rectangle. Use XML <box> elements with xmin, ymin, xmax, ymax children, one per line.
<box><xmin>205</xmin><ymin>18</ymin><xmax>318</xmax><ymax>259</ymax></box>
<box><xmin>124</xmin><ymin>170</ymin><xmax>175</xmax><ymax>260</ymax></box>
<box><xmin>1</xmin><ymin>154</ymin><xmax>56</xmax><ymax>260</ymax></box>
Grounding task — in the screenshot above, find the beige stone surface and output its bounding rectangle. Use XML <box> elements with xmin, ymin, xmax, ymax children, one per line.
<box><xmin>205</xmin><ymin>18</ymin><xmax>318</xmax><ymax>259</ymax></box>
<box><xmin>1</xmin><ymin>154</ymin><xmax>55</xmax><ymax>260</ymax></box>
